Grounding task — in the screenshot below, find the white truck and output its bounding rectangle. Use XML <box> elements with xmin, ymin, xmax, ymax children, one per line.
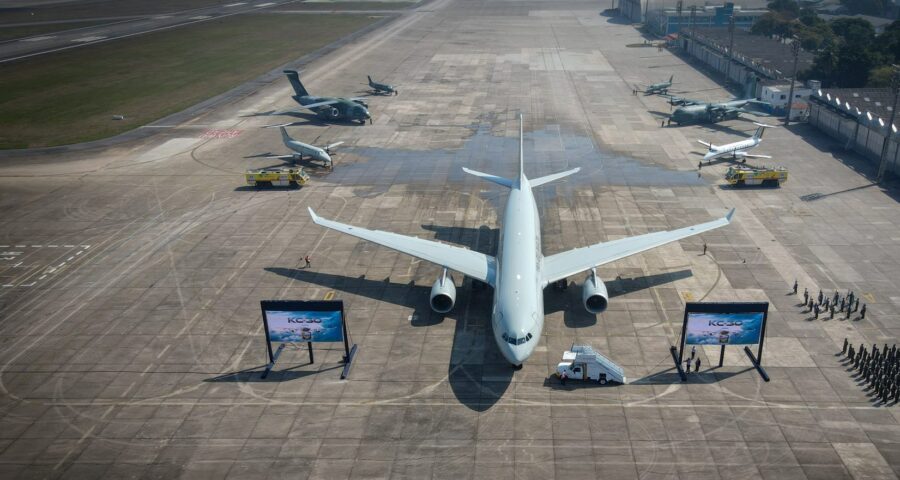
<box><xmin>556</xmin><ymin>345</ymin><xmax>626</xmax><ymax>385</ymax></box>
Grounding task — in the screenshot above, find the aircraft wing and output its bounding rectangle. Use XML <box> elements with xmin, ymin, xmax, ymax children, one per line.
<box><xmin>264</xmin><ymin>154</ymin><xmax>296</xmax><ymax>159</ymax></box>
<box><xmin>697</xmin><ymin>140</ymin><xmax>712</xmax><ymax>148</ymax></box>
<box><xmin>273</xmin><ymin>100</ymin><xmax>341</xmax><ymax>114</ymax></box>
<box><xmin>542</xmin><ymin>209</ymin><xmax>735</xmax><ymax>285</ymax></box>
<box><xmin>308</xmin><ymin>208</ymin><xmax>497</xmax><ymax>286</ymax></box>
<box><xmin>741</xmin><ymin>153</ymin><xmax>772</xmax><ymax>158</ymax></box>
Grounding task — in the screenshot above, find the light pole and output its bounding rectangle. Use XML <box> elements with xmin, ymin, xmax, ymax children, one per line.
<box><xmin>725</xmin><ymin>14</ymin><xmax>735</xmax><ymax>85</ymax></box>
<box><xmin>676</xmin><ymin>0</ymin><xmax>683</xmax><ymax>36</ymax></box>
<box><xmin>877</xmin><ymin>65</ymin><xmax>900</xmax><ymax>184</ymax></box>
<box><xmin>784</xmin><ymin>39</ymin><xmax>801</xmax><ymax>126</ymax></box>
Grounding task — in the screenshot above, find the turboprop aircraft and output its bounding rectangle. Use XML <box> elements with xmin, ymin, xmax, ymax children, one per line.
<box><xmin>635</xmin><ymin>75</ymin><xmax>674</xmax><ymax>95</ymax></box>
<box><xmin>698</xmin><ymin>123</ymin><xmax>773</xmax><ymax>162</ymax></box>
<box><xmin>668</xmin><ymin>98</ymin><xmax>772</xmax><ymax>125</ymax></box>
<box><xmin>367</xmin><ymin>75</ymin><xmax>398</xmax><ymax>95</ymax></box>
<box><xmin>263</xmin><ymin>126</ymin><xmax>343</xmax><ymax>166</ymax></box>
<box><xmin>275</xmin><ymin>70</ymin><xmax>372</xmax><ymax>124</ymax></box>
<box><xmin>308</xmin><ymin>115</ymin><xmax>734</xmax><ymax>367</ymax></box>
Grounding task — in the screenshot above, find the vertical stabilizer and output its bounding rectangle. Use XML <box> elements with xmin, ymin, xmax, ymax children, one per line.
<box><xmin>752</xmin><ymin>123</ymin><xmax>772</xmax><ymax>140</ymax></box>
<box><xmin>283</xmin><ymin>70</ymin><xmax>309</xmax><ymax>97</ymax></box>
<box><xmin>279</xmin><ymin>126</ymin><xmax>293</xmax><ymax>146</ymax></box>
<box><xmin>367</xmin><ymin>75</ymin><xmax>373</xmax><ymax>84</ymax></box>
<box><xmin>518</xmin><ymin>113</ymin><xmax>525</xmax><ymax>187</ymax></box>
<box><xmin>668</xmin><ymin>74</ymin><xmax>674</xmax><ymax>83</ymax></box>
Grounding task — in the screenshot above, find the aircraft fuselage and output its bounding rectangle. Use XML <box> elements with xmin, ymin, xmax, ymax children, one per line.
<box><xmin>492</xmin><ymin>178</ymin><xmax>543</xmax><ymax>366</ymax></box>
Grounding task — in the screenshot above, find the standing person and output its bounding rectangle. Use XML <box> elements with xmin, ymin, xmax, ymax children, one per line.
<box><xmin>793</xmin><ymin>280</ymin><xmax>798</xmax><ymax>294</ymax></box>
<box><xmin>830</xmin><ymin>304</ymin><xmax>835</xmax><ymax>320</ymax></box>
<box><xmin>861</xmin><ymin>304</ymin><xmax>867</xmax><ymax>319</ymax></box>
<box><xmin>846</xmin><ymin>306</ymin><xmax>851</xmax><ymax>320</ymax></box>
<box><xmin>833</xmin><ymin>291</ymin><xmax>839</xmax><ymax>305</ymax></box>
<box><xmin>695</xmin><ymin>357</ymin><xmax>701</xmax><ymax>373</ymax></box>
<box><xmin>691</xmin><ymin>346</ymin><xmax>696</xmax><ymax>360</ymax></box>
<box><xmin>685</xmin><ymin>358</ymin><xmax>692</xmax><ymax>373</ymax></box>
<box><xmin>304</xmin><ymin>255</ymin><xmax>311</xmax><ymax>268</ymax></box>
<box><xmin>803</xmin><ymin>288</ymin><xmax>809</xmax><ymax>304</ymax></box>
<box><xmin>840</xmin><ymin>297</ymin><xmax>846</xmax><ymax>312</ymax></box>
<box><xmin>702</xmin><ymin>243</ymin><xmax>707</xmax><ymax>255</ymax></box>
<box><xmin>698</xmin><ymin>160</ymin><xmax>703</xmax><ymax>170</ymax></box>
<box><xmin>814</xmin><ymin>304</ymin><xmax>819</xmax><ymax>319</ymax></box>
<box><xmin>560</xmin><ymin>371</ymin><xmax>567</xmax><ymax>385</ymax></box>
<box><xmin>818</xmin><ymin>290</ymin><xmax>823</xmax><ymax>305</ymax></box>
<box><xmin>855</xmin><ymin>298</ymin><xmax>860</xmax><ymax>312</ymax></box>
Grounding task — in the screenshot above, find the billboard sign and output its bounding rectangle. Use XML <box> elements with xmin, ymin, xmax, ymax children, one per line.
<box><xmin>261</xmin><ymin>300</ymin><xmax>345</xmax><ymax>346</ymax></box>
<box><xmin>685</xmin><ymin>311</ymin><xmax>764</xmax><ymax>345</ymax></box>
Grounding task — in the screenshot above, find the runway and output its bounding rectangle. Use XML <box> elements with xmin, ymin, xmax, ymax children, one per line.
<box><xmin>1</xmin><ymin>0</ymin><xmax>900</xmax><ymax>478</ymax></box>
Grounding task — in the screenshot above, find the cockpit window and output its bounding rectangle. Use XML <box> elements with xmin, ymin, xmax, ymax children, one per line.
<box><xmin>502</xmin><ymin>332</ymin><xmax>533</xmax><ymax>345</ymax></box>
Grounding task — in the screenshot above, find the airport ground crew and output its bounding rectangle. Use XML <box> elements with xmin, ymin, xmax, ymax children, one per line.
<box><xmin>702</xmin><ymin>243</ymin><xmax>707</xmax><ymax>255</ymax></box>
<box><xmin>861</xmin><ymin>304</ymin><xmax>867</xmax><ymax>319</ymax></box>
<box><xmin>793</xmin><ymin>280</ymin><xmax>798</xmax><ymax>294</ymax></box>
<box><xmin>842</xmin><ymin>338</ymin><xmax>848</xmax><ymax>354</ymax></box>
<box><xmin>803</xmin><ymin>288</ymin><xmax>809</xmax><ymax>304</ymax></box>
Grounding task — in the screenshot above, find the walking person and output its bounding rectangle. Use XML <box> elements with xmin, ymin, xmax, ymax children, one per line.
<box><xmin>861</xmin><ymin>304</ymin><xmax>867</xmax><ymax>320</ymax></box>
<box><xmin>695</xmin><ymin>357</ymin><xmax>701</xmax><ymax>373</ymax></box>
<box><xmin>691</xmin><ymin>346</ymin><xmax>696</xmax><ymax>360</ymax></box>
<box><xmin>304</xmin><ymin>255</ymin><xmax>311</xmax><ymax>268</ymax></box>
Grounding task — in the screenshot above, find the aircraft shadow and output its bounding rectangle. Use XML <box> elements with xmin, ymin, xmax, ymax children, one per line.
<box><xmin>630</xmin><ymin>366</ymin><xmax>755</xmax><ymax>384</ymax></box>
<box><xmin>264</xmin><ymin>267</ymin><xmax>510</xmax><ymax>411</ymax></box>
<box><xmin>420</xmin><ymin>224</ymin><xmax>498</xmax><ymax>255</ymax></box>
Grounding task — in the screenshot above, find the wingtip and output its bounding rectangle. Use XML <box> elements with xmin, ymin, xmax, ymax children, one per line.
<box><xmin>725</xmin><ymin>208</ymin><xmax>736</xmax><ymax>222</ymax></box>
<box><xmin>307</xmin><ymin>207</ymin><xmax>319</xmax><ymax>222</ymax></box>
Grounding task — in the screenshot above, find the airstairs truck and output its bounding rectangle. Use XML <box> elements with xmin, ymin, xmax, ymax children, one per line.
<box><xmin>556</xmin><ymin>345</ymin><xmax>626</xmax><ymax>385</ymax></box>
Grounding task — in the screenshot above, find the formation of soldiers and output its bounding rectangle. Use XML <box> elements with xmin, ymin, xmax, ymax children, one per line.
<box><xmin>841</xmin><ymin>339</ymin><xmax>900</xmax><ymax>404</ymax></box>
<box><xmin>794</xmin><ymin>280</ymin><xmax>867</xmax><ymax>321</ymax></box>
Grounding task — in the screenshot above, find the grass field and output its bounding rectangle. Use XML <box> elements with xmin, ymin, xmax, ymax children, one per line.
<box><xmin>0</xmin><ymin>13</ymin><xmax>382</xmax><ymax>149</ymax></box>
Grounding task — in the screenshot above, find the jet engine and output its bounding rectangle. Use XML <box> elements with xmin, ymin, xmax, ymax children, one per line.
<box><xmin>582</xmin><ymin>268</ymin><xmax>609</xmax><ymax>314</ymax></box>
<box><xmin>430</xmin><ymin>268</ymin><xmax>456</xmax><ymax>313</ymax></box>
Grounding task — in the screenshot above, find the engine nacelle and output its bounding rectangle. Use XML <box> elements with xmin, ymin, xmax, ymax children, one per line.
<box><xmin>582</xmin><ymin>269</ymin><xmax>609</xmax><ymax>314</ymax></box>
<box><xmin>430</xmin><ymin>269</ymin><xmax>456</xmax><ymax>313</ymax></box>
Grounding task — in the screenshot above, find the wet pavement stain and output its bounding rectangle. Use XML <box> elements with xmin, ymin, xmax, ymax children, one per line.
<box><xmin>325</xmin><ymin>124</ymin><xmax>702</xmax><ymax>191</ymax></box>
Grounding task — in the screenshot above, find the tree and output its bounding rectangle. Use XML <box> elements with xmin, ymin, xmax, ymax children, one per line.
<box><xmin>830</xmin><ymin>17</ymin><xmax>876</xmax><ymax>46</ymax></box>
<box><xmin>768</xmin><ymin>0</ymin><xmax>800</xmax><ymax>17</ymax></box>
<box><xmin>835</xmin><ymin>43</ymin><xmax>878</xmax><ymax>86</ymax></box>
<box><xmin>869</xmin><ymin>65</ymin><xmax>895</xmax><ymax>87</ymax></box>
<box><xmin>751</xmin><ymin>12</ymin><xmax>794</xmax><ymax>37</ymax></box>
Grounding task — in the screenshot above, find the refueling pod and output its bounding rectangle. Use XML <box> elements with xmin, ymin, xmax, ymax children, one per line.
<box><xmin>430</xmin><ymin>268</ymin><xmax>456</xmax><ymax>313</ymax></box>
<box><xmin>582</xmin><ymin>268</ymin><xmax>609</xmax><ymax>314</ymax></box>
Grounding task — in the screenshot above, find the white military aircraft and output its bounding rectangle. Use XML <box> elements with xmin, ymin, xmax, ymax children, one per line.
<box><xmin>309</xmin><ymin>115</ymin><xmax>734</xmax><ymax>367</ymax></box>
<box><xmin>265</xmin><ymin>126</ymin><xmax>343</xmax><ymax>166</ymax></box>
<box><xmin>698</xmin><ymin>123</ymin><xmax>774</xmax><ymax>162</ymax></box>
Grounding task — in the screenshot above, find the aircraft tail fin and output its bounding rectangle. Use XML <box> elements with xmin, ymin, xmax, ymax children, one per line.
<box><xmin>283</xmin><ymin>70</ymin><xmax>309</xmax><ymax>97</ymax></box>
<box><xmin>530</xmin><ymin>168</ymin><xmax>581</xmax><ymax>188</ymax></box>
<box><xmin>367</xmin><ymin>75</ymin><xmax>373</xmax><ymax>84</ymax></box>
<box><xmin>518</xmin><ymin>113</ymin><xmax>525</xmax><ymax>184</ymax></box>
<box><xmin>752</xmin><ymin>122</ymin><xmax>774</xmax><ymax>140</ymax></box>
<box><xmin>279</xmin><ymin>126</ymin><xmax>293</xmax><ymax>146</ymax></box>
<box><xmin>669</xmin><ymin>74</ymin><xmax>674</xmax><ymax>83</ymax></box>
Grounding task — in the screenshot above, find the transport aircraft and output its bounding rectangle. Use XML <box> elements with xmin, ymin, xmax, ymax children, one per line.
<box><xmin>698</xmin><ymin>123</ymin><xmax>773</xmax><ymax>162</ymax></box>
<box><xmin>309</xmin><ymin>115</ymin><xmax>734</xmax><ymax>367</ymax></box>
<box><xmin>276</xmin><ymin>70</ymin><xmax>372</xmax><ymax>124</ymax></box>
<box><xmin>635</xmin><ymin>75</ymin><xmax>674</xmax><ymax>95</ymax></box>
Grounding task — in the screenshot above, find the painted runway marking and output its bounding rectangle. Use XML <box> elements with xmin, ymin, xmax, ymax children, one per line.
<box><xmin>71</xmin><ymin>36</ymin><xmax>107</xmax><ymax>43</ymax></box>
<box><xmin>20</xmin><ymin>36</ymin><xmax>55</xmax><ymax>42</ymax></box>
<box><xmin>201</xmin><ymin>129</ymin><xmax>242</xmax><ymax>139</ymax></box>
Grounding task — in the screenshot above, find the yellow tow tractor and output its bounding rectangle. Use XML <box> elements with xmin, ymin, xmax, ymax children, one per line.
<box><xmin>245</xmin><ymin>167</ymin><xmax>309</xmax><ymax>188</ymax></box>
<box><xmin>725</xmin><ymin>166</ymin><xmax>787</xmax><ymax>187</ymax></box>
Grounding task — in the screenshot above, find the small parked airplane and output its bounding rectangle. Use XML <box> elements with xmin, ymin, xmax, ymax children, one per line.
<box><xmin>263</xmin><ymin>126</ymin><xmax>343</xmax><ymax>167</ymax></box>
<box><xmin>308</xmin><ymin>115</ymin><xmax>735</xmax><ymax>367</ymax></box>
<box><xmin>698</xmin><ymin>123</ymin><xmax>774</xmax><ymax>162</ymax></box>
<box><xmin>367</xmin><ymin>76</ymin><xmax>398</xmax><ymax>95</ymax></box>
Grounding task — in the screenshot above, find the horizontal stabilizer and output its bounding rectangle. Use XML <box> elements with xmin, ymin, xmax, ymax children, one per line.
<box><xmin>530</xmin><ymin>167</ymin><xmax>581</xmax><ymax>188</ymax></box>
<box><xmin>462</xmin><ymin>167</ymin><xmax>515</xmax><ymax>188</ymax></box>
<box><xmin>742</xmin><ymin>153</ymin><xmax>771</xmax><ymax>159</ymax></box>
<box><xmin>697</xmin><ymin>140</ymin><xmax>712</xmax><ymax>148</ymax></box>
